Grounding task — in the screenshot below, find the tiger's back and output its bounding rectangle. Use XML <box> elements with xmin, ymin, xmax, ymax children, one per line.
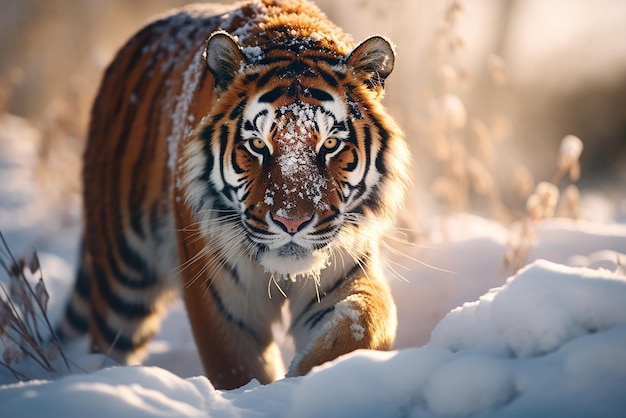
<box><xmin>59</xmin><ymin>0</ymin><xmax>410</xmax><ymax>390</ymax></box>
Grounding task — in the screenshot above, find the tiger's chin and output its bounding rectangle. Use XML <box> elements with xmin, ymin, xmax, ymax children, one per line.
<box><xmin>258</xmin><ymin>243</ymin><xmax>330</xmax><ymax>281</ymax></box>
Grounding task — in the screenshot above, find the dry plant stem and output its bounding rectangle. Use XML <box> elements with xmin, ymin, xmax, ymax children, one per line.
<box><xmin>0</xmin><ymin>280</ymin><xmax>57</xmax><ymax>373</ymax></box>
<box><xmin>0</xmin><ymin>231</ymin><xmax>71</xmax><ymax>376</ymax></box>
<box><xmin>510</xmin><ymin>218</ymin><xmax>533</xmax><ymax>272</ymax></box>
<box><xmin>550</xmin><ymin>168</ymin><xmax>566</xmax><ymax>187</ymax></box>
<box><xmin>0</xmin><ymin>357</ymin><xmax>27</xmax><ymax>380</ymax></box>
<box><xmin>506</xmin><ymin>134</ymin><xmax>584</xmax><ymax>273</ymax></box>
<box><xmin>0</xmin><ymin>304</ymin><xmax>54</xmax><ymax>372</ymax></box>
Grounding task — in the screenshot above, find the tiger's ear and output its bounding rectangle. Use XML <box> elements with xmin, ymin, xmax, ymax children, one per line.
<box><xmin>345</xmin><ymin>36</ymin><xmax>395</xmax><ymax>92</ymax></box>
<box><xmin>204</xmin><ymin>31</ymin><xmax>246</xmax><ymax>93</ymax></box>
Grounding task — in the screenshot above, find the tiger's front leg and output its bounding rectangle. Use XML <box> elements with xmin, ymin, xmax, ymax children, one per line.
<box><xmin>180</xmin><ymin>267</ymin><xmax>285</xmax><ymax>390</ymax></box>
<box><xmin>287</xmin><ymin>271</ymin><xmax>397</xmax><ymax>376</ymax></box>
<box><xmin>175</xmin><ymin>207</ymin><xmax>285</xmax><ymax>390</ymax></box>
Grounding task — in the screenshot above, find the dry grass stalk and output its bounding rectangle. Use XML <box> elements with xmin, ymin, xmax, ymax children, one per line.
<box><xmin>505</xmin><ymin>135</ymin><xmax>584</xmax><ymax>272</ymax></box>
<box><xmin>0</xmin><ymin>231</ymin><xmax>70</xmax><ymax>381</ymax></box>
<box><xmin>426</xmin><ymin>1</ymin><xmax>586</xmax><ymax>274</ymax></box>
<box><xmin>425</xmin><ymin>0</ymin><xmax>517</xmax><ymax>226</ymax></box>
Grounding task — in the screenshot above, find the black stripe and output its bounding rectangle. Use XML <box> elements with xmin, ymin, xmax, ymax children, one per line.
<box><xmin>244</xmin><ymin>206</ymin><xmax>267</xmax><ymax>225</ymax></box>
<box><xmin>335</xmin><ymin>187</ymin><xmax>345</xmax><ymax>202</ymax></box>
<box><xmin>206</xmin><ymin>284</ymin><xmax>262</xmax><ymax>344</ymax></box>
<box><xmin>232</xmin><ymin>144</ymin><xmax>246</xmax><ymax>174</ymax></box>
<box><xmin>361</xmin><ymin>190</ymin><xmax>384</xmax><ymax>214</ymax></box>
<box><xmin>255</xmin><ymin>55</ymin><xmax>292</xmax><ymax>66</ymax></box>
<box><xmin>256</xmin><ymin>67</ymin><xmax>280</xmax><ymax>89</ymax></box>
<box><xmin>316</xmin><ymin>67</ymin><xmax>339</xmax><ymax>88</ymax></box>
<box><xmin>252</xmin><ymin>108</ymin><xmax>269</xmax><ymax>129</ymax></box>
<box><xmin>307</xmin><ymin>88</ymin><xmax>333</xmax><ymax>102</ymax></box>
<box><xmin>244</xmin><ymin>206</ymin><xmax>265</xmax><ymax>225</ymax></box>
<box><xmin>344</xmin><ymin>148</ymin><xmax>359</xmax><ymax>172</ymax></box>
<box><xmin>306</xmin><ymin>55</ymin><xmax>343</xmax><ymax>67</ymax></box>
<box><xmin>229</xmin><ymin>98</ymin><xmax>248</xmax><ymax>120</ymax></box>
<box><xmin>107</xmin><ymin>77</ymin><xmax>151</xmax><ymax>245</ymax></box>
<box><xmin>219</xmin><ymin>123</ymin><xmax>230</xmax><ymax>192</ymax></box>
<box><xmin>291</xmin><ymin>273</ymin><xmax>349</xmax><ymax>328</ymax></box>
<box><xmin>286</xmin><ymin>81</ymin><xmax>297</xmax><ymax>98</ymax></box>
<box><xmin>314</xmin><ymin>206</ymin><xmax>340</xmax><ymax>227</ymax></box>
<box><xmin>258</xmin><ymin>86</ymin><xmax>283</xmax><ymax>104</ymax></box>
<box><xmin>93</xmin><ymin>264</ymin><xmax>154</xmax><ymax>319</ymax></box>
<box><xmin>221</xmin><ymin>258</ymin><xmax>243</xmax><ymax>287</ymax></box>
<box><xmin>310</xmin><ymin>224</ymin><xmax>339</xmax><ymax>239</ymax></box>
<box><xmin>345</xmin><ymin>118</ymin><xmax>359</xmax><ymax>145</ymax></box>
<box><xmin>351</xmin><ymin>125</ymin><xmax>372</xmax><ymax>203</ymax></box>
<box><xmin>369</xmin><ymin>116</ymin><xmax>389</xmax><ymax>175</ymax></box>
<box><xmin>351</xmin><ymin>182</ymin><xmax>368</xmax><ymax>205</ymax></box>
<box><xmin>109</xmin><ymin>240</ymin><xmax>146</xmax><ymax>280</ymax></box>
<box><xmin>303</xmin><ymin>306</ymin><xmax>335</xmax><ymax>330</ymax></box>
<box><xmin>63</xmin><ymin>302</ymin><xmax>89</xmax><ymax>335</ymax></box>
<box><xmin>75</xmin><ymin>259</ymin><xmax>91</xmax><ymax>299</ymax></box>
<box><xmin>246</xmin><ymin>221</ymin><xmax>269</xmax><ymax>236</ymax></box>
<box><xmin>239</xmin><ymin>186</ymin><xmax>250</xmax><ymax>202</ymax></box>
<box><xmin>243</xmin><ymin>72</ymin><xmax>261</xmax><ymax>84</ymax></box>
<box><xmin>243</xmin><ymin>120</ymin><xmax>254</xmax><ymax>131</ymax></box>
<box><xmin>110</xmin><ymin>235</ymin><xmax>157</xmax><ymax>286</ymax></box>
<box><xmin>200</xmin><ymin>125</ymin><xmax>215</xmax><ymax>183</ymax></box>
<box><xmin>92</xmin><ymin>309</ymin><xmax>152</xmax><ymax>351</ymax></box>
<box><xmin>276</xmin><ymin>60</ymin><xmax>314</xmax><ymax>78</ymax></box>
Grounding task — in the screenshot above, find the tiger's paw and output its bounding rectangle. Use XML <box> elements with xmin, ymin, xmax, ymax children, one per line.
<box><xmin>287</xmin><ymin>297</ymin><xmax>396</xmax><ymax>377</ymax></box>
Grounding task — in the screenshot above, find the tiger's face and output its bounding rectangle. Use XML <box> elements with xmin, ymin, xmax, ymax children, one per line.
<box><xmin>231</xmin><ymin>88</ymin><xmax>368</xmax><ymax>277</ymax></box>
<box><xmin>182</xmin><ymin>32</ymin><xmax>408</xmax><ymax>279</ymax></box>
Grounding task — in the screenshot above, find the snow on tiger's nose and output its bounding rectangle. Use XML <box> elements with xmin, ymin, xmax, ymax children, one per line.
<box><xmin>271</xmin><ymin>102</ymin><xmax>329</xmax><ymax>210</ymax></box>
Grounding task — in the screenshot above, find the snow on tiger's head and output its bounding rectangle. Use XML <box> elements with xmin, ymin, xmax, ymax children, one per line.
<box><xmin>181</xmin><ymin>29</ymin><xmax>410</xmax><ymax>278</ymax></box>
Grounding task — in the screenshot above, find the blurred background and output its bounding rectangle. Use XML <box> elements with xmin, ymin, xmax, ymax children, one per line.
<box><xmin>1</xmin><ymin>0</ymin><xmax>625</xmax><ymax>225</ymax></box>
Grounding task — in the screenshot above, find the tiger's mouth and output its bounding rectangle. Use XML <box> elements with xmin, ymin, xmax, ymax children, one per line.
<box><xmin>241</xmin><ymin>210</ymin><xmax>340</xmax><ymax>278</ymax></box>
<box><xmin>278</xmin><ymin>242</ymin><xmax>309</xmax><ymax>258</ymax></box>
<box><xmin>257</xmin><ymin>242</ymin><xmax>331</xmax><ymax>278</ymax></box>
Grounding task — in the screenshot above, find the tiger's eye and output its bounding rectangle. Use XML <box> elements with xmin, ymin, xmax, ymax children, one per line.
<box><xmin>250</xmin><ymin>138</ymin><xmax>266</xmax><ymax>152</ymax></box>
<box><xmin>323</xmin><ymin>137</ymin><xmax>339</xmax><ymax>151</ymax></box>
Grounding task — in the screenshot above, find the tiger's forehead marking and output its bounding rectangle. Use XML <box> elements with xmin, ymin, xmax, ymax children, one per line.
<box><xmin>241</xmin><ymin>94</ymin><xmax>348</xmax><ymax>214</ymax></box>
<box><xmin>276</xmin><ymin>102</ymin><xmax>330</xmax><ymax>209</ymax></box>
<box><xmin>242</xmin><ymin>89</ymin><xmax>346</xmax><ymax>141</ymax></box>
<box><xmin>274</xmin><ymin>103</ymin><xmax>329</xmax><ymax>210</ymax></box>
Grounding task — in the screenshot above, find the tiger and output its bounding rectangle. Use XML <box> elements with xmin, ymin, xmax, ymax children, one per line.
<box><xmin>57</xmin><ymin>0</ymin><xmax>410</xmax><ymax>390</ymax></box>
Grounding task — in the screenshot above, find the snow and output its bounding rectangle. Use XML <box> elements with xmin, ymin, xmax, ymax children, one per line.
<box><xmin>429</xmin><ymin>260</ymin><xmax>626</xmax><ymax>356</ymax></box>
<box><xmin>326</xmin><ymin>297</ymin><xmax>365</xmax><ymax>341</ymax></box>
<box><xmin>1</xmin><ymin>113</ymin><xmax>626</xmax><ymax>416</ymax></box>
<box><xmin>242</xmin><ymin>46</ymin><xmax>264</xmax><ymax>63</ymax></box>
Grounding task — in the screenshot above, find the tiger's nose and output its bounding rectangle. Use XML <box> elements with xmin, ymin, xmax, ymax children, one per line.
<box><xmin>271</xmin><ymin>213</ymin><xmax>312</xmax><ymax>234</ymax></box>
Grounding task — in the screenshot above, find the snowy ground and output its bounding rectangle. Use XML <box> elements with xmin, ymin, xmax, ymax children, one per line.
<box><xmin>1</xmin><ymin>113</ymin><xmax>626</xmax><ymax>417</ymax></box>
